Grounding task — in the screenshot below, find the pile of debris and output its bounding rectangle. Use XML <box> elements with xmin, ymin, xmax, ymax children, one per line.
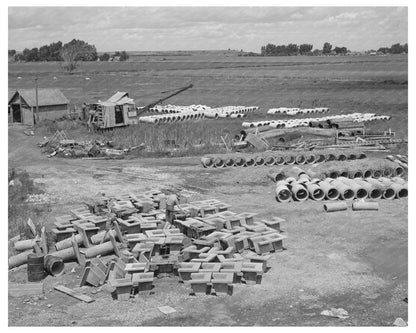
<box><xmin>38</xmin><ymin>130</ymin><xmax>144</xmax><ymax>158</ymax></box>
<box><xmin>9</xmin><ymin>190</ymin><xmax>287</xmax><ymax>300</ymax></box>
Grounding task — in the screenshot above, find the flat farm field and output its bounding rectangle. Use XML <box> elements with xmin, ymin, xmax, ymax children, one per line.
<box><xmin>8</xmin><ymin>55</ymin><xmax>408</xmax><ymax>137</ymax></box>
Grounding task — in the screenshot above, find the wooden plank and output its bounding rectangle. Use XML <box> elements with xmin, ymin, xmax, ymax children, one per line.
<box><xmin>9</xmin><ymin>282</ymin><xmax>44</xmax><ymax>297</ymax></box>
<box><xmin>41</xmin><ymin>226</ymin><xmax>48</xmax><ymax>254</ymax></box>
<box><xmin>71</xmin><ymin>234</ymin><xmax>82</xmax><ymax>265</ymax></box>
<box><xmin>27</xmin><ymin>218</ymin><xmax>37</xmax><ymax>237</ymax></box>
<box><xmin>54</xmin><ymin>285</ymin><xmax>95</xmax><ymax>303</ymax></box>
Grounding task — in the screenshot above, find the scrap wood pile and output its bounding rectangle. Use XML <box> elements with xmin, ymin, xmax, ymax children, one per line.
<box><xmin>9</xmin><ymin>189</ymin><xmax>287</xmax><ymax>300</ymax></box>
<box><xmin>201</xmin><ymin>149</ymin><xmax>367</xmax><ymax>168</ymax></box>
<box><xmin>38</xmin><ymin>130</ymin><xmax>144</xmax><ymax>158</ymax></box>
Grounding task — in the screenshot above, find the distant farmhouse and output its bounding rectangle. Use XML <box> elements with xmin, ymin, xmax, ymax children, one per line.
<box><xmin>8</xmin><ymin>88</ymin><xmax>69</xmax><ymax>125</ymax></box>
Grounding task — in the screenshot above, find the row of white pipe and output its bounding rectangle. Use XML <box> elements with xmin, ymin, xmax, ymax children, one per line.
<box><xmin>242</xmin><ymin>112</ymin><xmax>391</xmax><ymax>128</ymax></box>
<box><xmin>149</xmin><ymin>104</ymin><xmax>211</xmax><ymax>114</ymax></box>
<box><xmin>275</xmin><ymin>175</ymin><xmax>408</xmax><ymax>203</ymax></box>
<box><xmin>267</xmin><ymin>107</ymin><xmax>329</xmax><ymax>115</ymax></box>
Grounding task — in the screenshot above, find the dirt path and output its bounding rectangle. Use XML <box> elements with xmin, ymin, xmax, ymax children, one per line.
<box><xmin>8</xmin><ymin>125</ymin><xmax>408</xmax><ymax>326</ymax></box>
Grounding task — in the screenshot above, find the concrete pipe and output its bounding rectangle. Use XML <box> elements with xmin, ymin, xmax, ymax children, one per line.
<box><xmin>305</xmin><ymin>182</ymin><xmax>325</xmax><ymax>201</ymax></box>
<box><xmin>325</xmin><ymin>153</ymin><xmax>337</xmax><ymax>162</ymax></box>
<box><xmin>255</xmin><ymin>156</ymin><xmax>265</xmax><ymax>166</ymax></box>
<box><xmin>224</xmin><ymin>157</ymin><xmax>235</xmax><ymax>167</ymax></box>
<box><xmin>305</xmin><ymin>154</ymin><xmax>316</xmax><ymax>164</ymax></box>
<box><xmin>357</xmin><ymin>153</ymin><xmax>367</xmax><ymax>159</ymax></box>
<box><xmin>275</xmin><ymin>156</ymin><xmax>285</xmax><ymax>165</ymax></box>
<box><xmin>275</xmin><ymin>184</ymin><xmax>292</xmax><ymax>203</ymax></box>
<box><xmin>363</xmin><ymin>169</ymin><xmax>373</xmax><ymax>178</ymax></box>
<box><xmin>338</xmin><ymin>177</ymin><xmax>368</xmax><ymax>199</ymax></box>
<box><xmin>234</xmin><ymin>156</ymin><xmax>246</xmax><ymax>167</ymax></box>
<box><xmin>295</xmin><ymin>154</ymin><xmax>307</xmax><ymax>165</ymax></box>
<box><xmin>391</xmin><ymin>183</ymin><xmax>408</xmax><ymax>199</ymax></box>
<box><xmin>292</xmin><ymin>166</ymin><xmax>307</xmax><ymax>178</ymax></box>
<box><xmin>289</xmin><ymin>182</ymin><xmax>309</xmax><ymax>202</ymax></box>
<box><xmin>284</xmin><ymin>155</ymin><xmax>296</xmax><ymax>165</ymax></box>
<box><xmin>245</xmin><ymin>157</ymin><xmax>256</xmax><ymax>167</ymax></box>
<box><xmin>372</xmin><ymin>170</ymin><xmax>382</xmax><ymax>178</ymax></box>
<box><xmin>315</xmin><ymin>153</ymin><xmax>326</xmax><ymax>163</ymax></box>
<box><xmin>330</xmin><ymin>179</ymin><xmax>355</xmax><ymax>200</ymax></box>
<box><xmin>276</xmin><ymin>180</ymin><xmax>290</xmax><ymax>187</ymax></box>
<box><xmin>340</xmin><ymin>170</ymin><xmax>349</xmax><ymax>177</ymax></box>
<box><xmin>319</xmin><ymin>181</ymin><xmax>340</xmax><ymax>200</ymax></box>
<box><xmin>91</xmin><ymin>230</ymin><xmax>117</xmax><ymax>245</ymax></box>
<box><xmin>55</xmin><ymin>234</ymin><xmax>83</xmax><ymax>251</ymax></box>
<box><xmin>394</xmin><ymin>166</ymin><xmax>405</xmax><ymax>176</ymax></box>
<box><xmin>329</xmin><ymin>170</ymin><xmax>340</xmax><ymax>179</ymax></box>
<box><xmin>214</xmin><ymin>157</ymin><xmax>225</xmax><ymax>168</ymax></box>
<box><xmin>366</xmin><ymin>178</ymin><xmax>395</xmax><ymax>200</ymax></box>
<box><xmin>337</xmin><ymin>153</ymin><xmax>347</xmax><ymax>161</ymax></box>
<box><xmin>347</xmin><ymin>153</ymin><xmax>357</xmax><ymax>160</ymax></box>
<box><xmin>8</xmin><ymin>250</ymin><xmax>34</xmax><ymax>269</ymax></box>
<box><xmin>382</xmin><ymin>168</ymin><xmax>394</xmax><ymax>177</ymax></box>
<box><xmin>267</xmin><ymin>171</ymin><xmax>286</xmax><ymax>182</ymax></box>
<box><xmin>352</xmin><ymin>202</ymin><xmax>379</xmax><ymax>211</ymax></box>
<box><xmin>84</xmin><ymin>241</ymin><xmax>118</xmax><ymax>259</ymax></box>
<box><xmin>264</xmin><ymin>156</ymin><xmax>275</xmax><ymax>166</ymax></box>
<box><xmin>201</xmin><ymin>157</ymin><xmax>214</xmax><ymax>168</ymax></box>
<box><xmin>391</xmin><ymin>177</ymin><xmax>406</xmax><ymax>185</ymax></box>
<box><xmin>349</xmin><ymin>170</ymin><xmax>363</xmax><ymax>178</ymax></box>
<box><xmin>14</xmin><ymin>239</ymin><xmax>36</xmax><ymax>252</ymax></box>
<box><xmin>52</xmin><ymin>247</ymin><xmax>76</xmax><ymax>262</ymax></box>
<box><xmin>285</xmin><ymin>177</ymin><xmax>297</xmax><ymax>184</ymax></box>
<box><xmin>353</xmin><ymin>179</ymin><xmax>382</xmax><ymax>199</ymax></box>
<box><xmin>323</xmin><ymin>202</ymin><xmax>348</xmax><ymax>212</ymax></box>
<box><xmin>298</xmin><ymin>173</ymin><xmax>311</xmax><ymax>182</ymax></box>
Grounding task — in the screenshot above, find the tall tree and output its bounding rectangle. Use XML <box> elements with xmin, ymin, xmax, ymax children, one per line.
<box><xmin>299</xmin><ymin>44</ymin><xmax>313</xmax><ymax>55</ymax></box>
<box><xmin>61</xmin><ymin>39</ymin><xmax>97</xmax><ymax>72</ymax></box>
<box><xmin>323</xmin><ymin>42</ymin><xmax>332</xmax><ymax>54</ymax></box>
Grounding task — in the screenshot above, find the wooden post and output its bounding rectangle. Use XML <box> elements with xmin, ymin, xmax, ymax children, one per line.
<box><xmin>35</xmin><ymin>77</ymin><xmax>39</xmax><ymax>124</ymax></box>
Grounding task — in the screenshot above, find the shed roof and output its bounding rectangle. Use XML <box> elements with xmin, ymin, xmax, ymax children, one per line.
<box><xmin>116</xmin><ymin>96</ymin><xmax>134</xmax><ymax>105</ymax></box>
<box><xmin>107</xmin><ymin>91</ymin><xmax>129</xmax><ymax>103</ymax></box>
<box><xmin>9</xmin><ymin>89</ymin><xmax>69</xmax><ymax>107</ymax></box>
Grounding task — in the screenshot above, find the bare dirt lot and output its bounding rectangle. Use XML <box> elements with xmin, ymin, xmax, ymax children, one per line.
<box><xmin>8</xmin><ymin>55</ymin><xmax>407</xmax><ymax>326</ymax></box>
<box><xmin>8</xmin><ymin>124</ymin><xmax>407</xmax><ymax>326</ymax></box>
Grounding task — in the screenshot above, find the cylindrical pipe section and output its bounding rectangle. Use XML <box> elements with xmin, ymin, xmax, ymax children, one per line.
<box><xmin>275</xmin><ymin>156</ymin><xmax>285</xmax><ymax>165</ymax></box>
<box><xmin>330</xmin><ymin>179</ymin><xmax>355</xmax><ymax>200</ymax></box>
<box><xmin>14</xmin><ymin>239</ymin><xmax>36</xmax><ymax>252</ymax></box>
<box><xmin>323</xmin><ymin>202</ymin><xmax>348</xmax><ymax>212</ymax></box>
<box><xmin>44</xmin><ymin>254</ymin><xmax>65</xmax><ymax>276</ymax></box>
<box><xmin>224</xmin><ymin>157</ymin><xmax>235</xmax><ymax>167</ymax></box>
<box><xmin>305</xmin><ymin>154</ymin><xmax>316</xmax><ymax>164</ymax></box>
<box><xmin>305</xmin><ymin>182</ymin><xmax>325</xmax><ymax>201</ymax></box>
<box><xmin>214</xmin><ymin>157</ymin><xmax>225</xmax><ymax>168</ymax></box>
<box><xmin>255</xmin><ymin>156</ymin><xmax>265</xmax><ymax>166</ymax></box>
<box><xmin>264</xmin><ymin>156</ymin><xmax>275</xmax><ymax>166</ymax></box>
<box><xmin>319</xmin><ymin>181</ymin><xmax>340</xmax><ymax>200</ymax></box>
<box><xmin>55</xmin><ymin>234</ymin><xmax>83</xmax><ymax>251</ymax></box>
<box><xmin>245</xmin><ymin>157</ymin><xmax>255</xmax><ymax>167</ymax></box>
<box><xmin>201</xmin><ymin>157</ymin><xmax>214</xmax><ymax>168</ymax></box>
<box><xmin>289</xmin><ymin>182</ymin><xmax>309</xmax><ymax>202</ymax></box>
<box><xmin>295</xmin><ymin>154</ymin><xmax>306</xmax><ymax>165</ymax></box>
<box><xmin>234</xmin><ymin>156</ymin><xmax>246</xmax><ymax>167</ymax></box>
<box><xmin>352</xmin><ymin>202</ymin><xmax>379</xmax><ymax>211</ymax></box>
<box><xmin>315</xmin><ymin>153</ymin><xmax>326</xmax><ymax>163</ymax></box>
<box><xmin>284</xmin><ymin>155</ymin><xmax>296</xmax><ymax>165</ymax></box>
<box><xmin>275</xmin><ymin>185</ymin><xmax>292</xmax><ymax>203</ymax></box>
<box><xmin>84</xmin><ymin>241</ymin><xmax>117</xmax><ymax>258</ymax></box>
<box><xmin>8</xmin><ymin>250</ymin><xmax>34</xmax><ymax>269</ymax></box>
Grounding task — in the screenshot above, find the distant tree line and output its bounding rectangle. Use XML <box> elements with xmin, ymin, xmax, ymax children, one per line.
<box><xmin>376</xmin><ymin>43</ymin><xmax>408</xmax><ymax>54</ymax></box>
<box><xmin>98</xmin><ymin>51</ymin><xmax>129</xmax><ymax>62</ymax></box>
<box><xmin>8</xmin><ymin>39</ymin><xmax>130</xmax><ymax>63</ymax></box>
<box><xmin>260</xmin><ymin>42</ymin><xmax>350</xmax><ymax>56</ymax></box>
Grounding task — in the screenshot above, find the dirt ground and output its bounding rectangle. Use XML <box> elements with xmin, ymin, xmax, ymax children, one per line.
<box><xmin>8</xmin><ymin>124</ymin><xmax>408</xmax><ymax>326</ymax></box>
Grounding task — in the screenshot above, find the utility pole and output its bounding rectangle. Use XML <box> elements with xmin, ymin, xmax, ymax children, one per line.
<box><xmin>35</xmin><ymin>77</ymin><xmax>39</xmax><ymax>125</ymax></box>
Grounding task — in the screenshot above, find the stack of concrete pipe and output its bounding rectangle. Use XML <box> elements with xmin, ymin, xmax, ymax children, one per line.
<box><xmin>267</xmin><ymin>107</ymin><xmax>330</xmax><ymax>115</ymax></box>
<box><xmin>320</xmin><ymin>164</ymin><xmax>405</xmax><ymax>179</ymax></box>
<box><xmin>201</xmin><ymin>150</ymin><xmax>366</xmax><ymax>169</ymax></box>
<box><xmin>148</xmin><ymin>104</ymin><xmax>211</xmax><ymax>114</ymax></box>
<box><xmin>242</xmin><ymin>112</ymin><xmax>391</xmax><ymax>129</ymax></box>
<box><xmin>274</xmin><ymin>175</ymin><xmax>407</xmax><ymax>203</ymax></box>
<box><xmin>140</xmin><ymin>105</ymin><xmax>258</xmax><ymax>123</ymax></box>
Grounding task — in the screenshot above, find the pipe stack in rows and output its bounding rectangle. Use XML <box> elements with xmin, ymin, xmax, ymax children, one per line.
<box><xmin>242</xmin><ymin>112</ymin><xmax>391</xmax><ymax>129</ymax></box>
<box><xmin>139</xmin><ymin>105</ymin><xmax>258</xmax><ymax>124</ymax></box>
<box><xmin>274</xmin><ymin>174</ymin><xmax>407</xmax><ymax>203</ymax></box>
<box><xmin>267</xmin><ymin>107</ymin><xmax>329</xmax><ymax>116</ymax></box>
<box><xmin>201</xmin><ymin>150</ymin><xmax>366</xmax><ymax>168</ymax></box>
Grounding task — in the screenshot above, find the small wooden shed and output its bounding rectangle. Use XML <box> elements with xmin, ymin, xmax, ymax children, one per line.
<box><xmin>8</xmin><ymin>88</ymin><xmax>69</xmax><ymax>125</ymax></box>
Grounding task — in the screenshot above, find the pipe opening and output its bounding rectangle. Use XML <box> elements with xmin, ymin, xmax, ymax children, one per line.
<box><xmin>342</xmin><ymin>189</ymin><xmax>355</xmax><ymax>200</ymax></box>
<box><xmin>255</xmin><ymin>157</ymin><xmax>265</xmax><ymax>166</ymax></box>
<box><xmin>274</xmin><ymin>174</ymin><xmax>286</xmax><ymax>182</ymax></box>
<box><xmin>312</xmin><ymin>189</ymin><xmax>325</xmax><ymax>200</ymax></box>
<box><xmin>383</xmin><ymin>168</ymin><xmax>393</xmax><ymax>177</ymax></box>
<box><xmin>315</xmin><ymin>154</ymin><xmax>325</xmax><ymax>162</ymax></box>
<box><xmin>395</xmin><ymin>167</ymin><xmax>404</xmax><ymax>176</ymax></box>
<box><xmin>294</xmin><ymin>189</ymin><xmax>308</xmax><ymax>200</ymax></box>
<box><xmin>276</xmin><ymin>189</ymin><xmax>292</xmax><ymax>202</ymax></box>
<box><xmin>348</xmin><ymin>154</ymin><xmax>357</xmax><ymax>160</ymax></box>
<box><xmin>285</xmin><ymin>155</ymin><xmax>295</xmax><ymax>165</ymax></box>
<box><xmin>397</xmin><ymin>188</ymin><xmax>408</xmax><ymax>198</ymax></box>
<box><xmin>338</xmin><ymin>154</ymin><xmax>347</xmax><ymax>161</ymax></box>
<box><xmin>363</xmin><ymin>170</ymin><xmax>373</xmax><ymax>178</ymax></box>
<box><xmin>245</xmin><ymin>158</ymin><xmax>255</xmax><ymax>167</ymax></box>
<box><xmin>356</xmin><ymin>188</ymin><xmax>368</xmax><ymax>199</ymax></box>
<box><xmin>372</xmin><ymin>170</ymin><xmax>382</xmax><ymax>178</ymax></box>
<box><xmin>340</xmin><ymin>171</ymin><xmax>349</xmax><ymax>177</ymax></box>
<box><xmin>295</xmin><ymin>155</ymin><xmax>306</xmax><ymax>164</ymax></box>
<box><xmin>370</xmin><ymin>189</ymin><xmax>382</xmax><ymax>199</ymax></box>
<box><xmin>326</xmin><ymin>154</ymin><xmax>336</xmax><ymax>161</ymax></box>
<box><xmin>234</xmin><ymin>158</ymin><xmax>245</xmax><ymax>167</ymax></box>
<box><xmin>383</xmin><ymin>188</ymin><xmax>395</xmax><ymax>199</ymax></box>
<box><xmin>225</xmin><ymin>159</ymin><xmax>234</xmax><ymax>167</ymax></box>
<box><xmin>265</xmin><ymin>156</ymin><xmax>275</xmax><ymax>165</ymax></box>
<box><xmin>306</xmin><ymin>155</ymin><xmax>316</xmax><ymax>164</ymax></box>
<box><xmin>353</xmin><ymin>171</ymin><xmax>363</xmax><ymax>178</ymax></box>
<box><xmin>202</xmin><ymin>158</ymin><xmax>214</xmax><ymax>167</ymax></box>
<box><xmin>214</xmin><ymin>158</ymin><xmax>225</xmax><ymax>168</ymax></box>
<box><xmin>358</xmin><ymin>153</ymin><xmax>367</xmax><ymax>159</ymax></box>
<box><xmin>327</xmin><ymin>188</ymin><xmax>339</xmax><ymax>200</ymax></box>
<box><xmin>329</xmin><ymin>171</ymin><xmax>339</xmax><ymax>178</ymax></box>
<box><xmin>275</xmin><ymin>156</ymin><xmax>285</xmax><ymax>165</ymax></box>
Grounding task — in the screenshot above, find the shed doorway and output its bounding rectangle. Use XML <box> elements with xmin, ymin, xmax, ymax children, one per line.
<box><xmin>11</xmin><ymin>104</ymin><xmax>22</xmax><ymax>123</ymax></box>
<box><xmin>115</xmin><ymin>105</ymin><xmax>124</xmax><ymax>124</ymax></box>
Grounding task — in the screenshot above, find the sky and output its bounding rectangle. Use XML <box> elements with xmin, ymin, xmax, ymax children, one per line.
<box><xmin>8</xmin><ymin>7</ymin><xmax>408</xmax><ymax>52</ymax></box>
